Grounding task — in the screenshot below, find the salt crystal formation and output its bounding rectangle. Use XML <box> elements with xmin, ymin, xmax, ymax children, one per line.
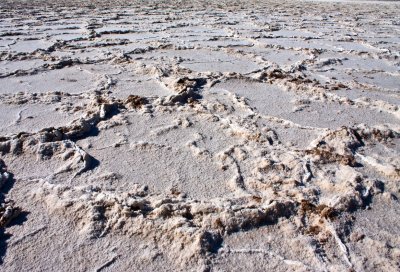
<box><xmin>0</xmin><ymin>0</ymin><xmax>399</xmax><ymax>271</ymax></box>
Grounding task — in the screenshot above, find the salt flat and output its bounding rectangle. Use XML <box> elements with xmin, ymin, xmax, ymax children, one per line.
<box><xmin>0</xmin><ymin>1</ymin><xmax>399</xmax><ymax>271</ymax></box>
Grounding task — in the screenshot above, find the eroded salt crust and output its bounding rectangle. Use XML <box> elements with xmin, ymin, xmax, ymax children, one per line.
<box><xmin>0</xmin><ymin>1</ymin><xmax>399</xmax><ymax>271</ymax></box>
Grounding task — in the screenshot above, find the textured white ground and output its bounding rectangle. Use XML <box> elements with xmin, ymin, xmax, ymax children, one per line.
<box><xmin>0</xmin><ymin>0</ymin><xmax>399</xmax><ymax>271</ymax></box>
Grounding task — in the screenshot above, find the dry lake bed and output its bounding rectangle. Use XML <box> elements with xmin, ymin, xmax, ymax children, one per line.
<box><xmin>0</xmin><ymin>0</ymin><xmax>399</xmax><ymax>271</ymax></box>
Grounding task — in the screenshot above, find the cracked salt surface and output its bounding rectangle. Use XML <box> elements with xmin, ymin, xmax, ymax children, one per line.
<box><xmin>0</xmin><ymin>0</ymin><xmax>399</xmax><ymax>271</ymax></box>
